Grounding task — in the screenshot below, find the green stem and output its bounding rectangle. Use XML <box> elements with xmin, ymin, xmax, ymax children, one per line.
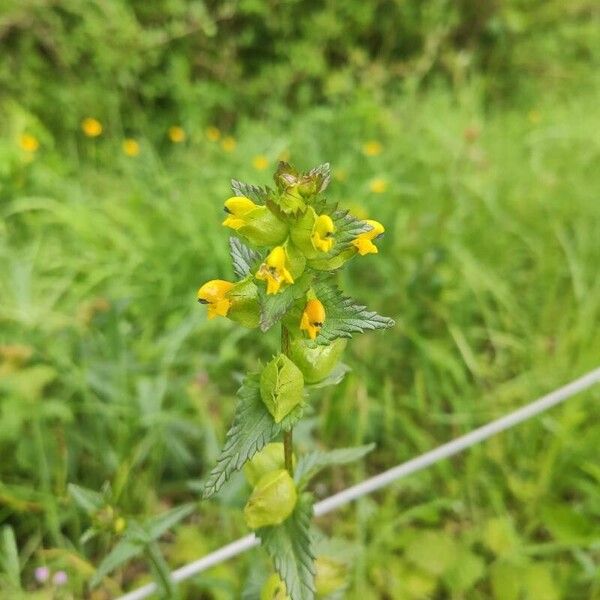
<box><xmin>281</xmin><ymin>325</ymin><xmax>294</xmax><ymax>475</ymax></box>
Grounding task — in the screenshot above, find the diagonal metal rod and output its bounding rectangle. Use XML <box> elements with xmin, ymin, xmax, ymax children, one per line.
<box><xmin>117</xmin><ymin>367</ymin><xmax>600</xmax><ymax>600</ymax></box>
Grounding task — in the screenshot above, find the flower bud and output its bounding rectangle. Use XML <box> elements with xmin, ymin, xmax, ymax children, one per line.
<box><xmin>223</xmin><ymin>196</ymin><xmax>288</xmax><ymax>247</ymax></box>
<box><xmin>260</xmin><ymin>573</ymin><xmax>290</xmax><ymax>600</ymax></box>
<box><xmin>260</xmin><ymin>354</ymin><xmax>304</xmax><ymax>422</ymax></box>
<box><xmin>288</xmin><ymin>337</ymin><xmax>346</xmax><ymax>383</ymax></box>
<box><xmin>315</xmin><ymin>557</ymin><xmax>346</xmax><ymax>596</ymax></box>
<box><xmin>244</xmin><ymin>469</ymin><xmax>297</xmax><ymax>529</ymax></box>
<box><xmin>244</xmin><ymin>443</ymin><xmax>295</xmax><ymax>486</ymax></box>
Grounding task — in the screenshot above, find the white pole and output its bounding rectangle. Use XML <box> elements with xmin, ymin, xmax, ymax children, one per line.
<box><xmin>117</xmin><ymin>367</ymin><xmax>600</xmax><ymax>600</ymax></box>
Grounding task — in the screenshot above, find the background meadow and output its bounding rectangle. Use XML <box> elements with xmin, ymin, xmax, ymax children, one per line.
<box><xmin>1</xmin><ymin>1</ymin><xmax>599</xmax><ymax>598</ymax></box>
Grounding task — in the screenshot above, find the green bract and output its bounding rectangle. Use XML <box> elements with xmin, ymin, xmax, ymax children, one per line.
<box><xmin>244</xmin><ymin>469</ymin><xmax>297</xmax><ymax>529</ymax></box>
<box><xmin>244</xmin><ymin>442</ymin><xmax>295</xmax><ymax>486</ymax></box>
<box><xmin>260</xmin><ymin>354</ymin><xmax>304</xmax><ymax>423</ymax></box>
<box><xmin>288</xmin><ymin>337</ymin><xmax>347</xmax><ymax>384</ymax></box>
<box><xmin>227</xmin><ymin>277</ymin><xmax>260</xmax><ymax>328</ymax></box>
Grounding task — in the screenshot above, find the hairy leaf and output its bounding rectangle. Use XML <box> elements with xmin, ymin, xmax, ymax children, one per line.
<box><xmin>313</xmin><ymin>280</ymin><xmax>395</xmax><ymax>344</ymax></box>
<box><xmin>258</xmin><ymin>493</ymin><xmax>315</xmax><ymax>600</ymax></box>
<box><xmin>294</xmin><ymin>444</ymin><xmax>375</xmax><ymax>488</ymax></box>
<box><xmin>202</xmin><ymin>376</ymin><xmax>304</xmax><ymax>499</ymax></box>
<box><xmin>258</xmin><ymin>271</ymin><xmax>314</xmax><ymax>332</ymax></box>
<box><xmin>231</xmin><ymin>179</ymin><xmax>269</xmax><ymax>204</ymax></box>
<box><xmin>306</xmin><ymin>162</ymin><xmax>331</xmax><ymax>193</ymax></box>
<box><xmin>326</xmin><ymin>210</ymin><xmax>371</xmax><ymax>258</ymax></box>
<box><xmin>229</xmin><ymin>236</ymin><xmax>264</xmax><ymax>279</ymax></box>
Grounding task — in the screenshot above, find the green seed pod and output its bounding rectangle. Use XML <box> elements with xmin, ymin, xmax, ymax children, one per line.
<box><xmin>288</xmin><ymin>337</ymin><xmax>347</xmax><ymax>384</ymax></box>
<box><xmin>315</xmin><ymin>556</ymin><xmax>346</xmax><ymax>596</ymax></box>
<box><xmin>244</xmin><ymin>469</ymin><xmax>297</xmax><ymax>529</ymax></box>
<box><xmin>260</xmin><ymin>354</ymin><xmax>304</xmax><ymax>422</ymax></box>
<box><xmin>227</xmin><ymin>277</ymin><xmax>260</xmax><ymax>328</ymax></box>
<box><xmin>244</xmin><ymin>443</ymin><xmax>295</xmax><ymax>486</ymax></box>
<box><xmin>260</xmin><ymin>573</ymin><xmax>290</xmax><ymax>600</ymax></box>
<box><xmin>284</xmin><ymin>241</ymin><xmax>307</xmax><ymax>279</ymax></box>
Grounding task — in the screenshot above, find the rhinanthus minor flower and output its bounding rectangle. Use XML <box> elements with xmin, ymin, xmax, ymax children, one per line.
<box><xmin>252</xmin><ymin>155</ymin><xmax>269</xmax><ymax>171</ymax></box>
<box><xmin>352</xmin><ymin>219</ymin><xmax>385</xmax><ymax>255</ymax></box>
<box><xmin>369</xmin><ymin>178</ymin><xmax>387</xmax><ymax>193</ymax></box>
<box><xmin>222</xmin><ymin>197</ymin><xmax>258</xmax><ymax>230</ymax></box>
<box><xmin>81</xmin><ymin>117</ymin><xmax>102</xmax><ymax>137</ymax></box>
<box><xmin>300</xmin><ymin>299</ymin><xmax>325</xmax><ymax>340</ymax></box>
<box><xmin>256</xmin><ymin>246</ymin><xmax>294</xmax><ymax>294</ymax></box>
<box><xmin>362</xmin><ymin>140</ymin><xmax>383</xmax><ymax>156</ymax></box>
<box><xmin>197</xmin><ymin>280</ymin><xmax>234</xmax><ymax>318</ymax></box>
<box><xmin>221</xmin><ymin>136</ymin><xmax>236</xmax><ymax>152</ymax></box>
<box><xmin>311</xmin><ymin>214</ymin><xmax>335</xmax><ymax>252</ymax></box>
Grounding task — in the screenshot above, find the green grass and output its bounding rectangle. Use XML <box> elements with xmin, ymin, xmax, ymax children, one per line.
<box><xmin>1</xmin><ymin>82</ymin><xmax>599</xmax><ymax>598</ymax></box>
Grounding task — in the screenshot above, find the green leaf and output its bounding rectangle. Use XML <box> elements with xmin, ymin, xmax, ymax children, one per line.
<box><xmin>231</xmin><ymin>179</ymin><xmax>269</xmax><ymax>204</ymax></box>
<box><xmin>260</xmin><ymin>354</ymin><xmax>304</xmax><ymax>423</ymax></box>
<box><xmin>305</xmin><ymin>363</ymin><xmax>351</xmax><ymax>390</ymax></box>
<box><xmin>313</xmin><ymin>280</ymin><xmax>394</xmax><ymax>344</ymax></box>
<box><xmin>229</xmin><ymin>236</ymin><xmax>264</xmax><ymax>279</ymax></box>
<box><xmin>0</xmin><ymin>526</ymin><xmax>21</xmax><ymax>590</ymax></box>
<box><xmin>68</xmin><ymin>483</ymin><xmax>104</xmax><ymax>515</ymax></box>
<box><xmin>444</xmin><ymin>547</ymin><xmax>485</xmax><ymax>593</ymax></box>
<box><xmin>405</xmin><ymin>531</ymin><xmax>458</xmax><ymax>577</ymax></box>
<box><xmin>257</xmin><ymin>493</ymin><xmax>315</xmax><ymax>600</ymax></box>
<box><xmin>146</xmin><ymin>503</ymin><xmax>195</xmax><ymax>541</ymax></box>
<box><xmin>202</xmin><ymin>375</ymin><xmax>304</xmax><ymax>499</ymax></box>
<box><xmin>259</xmin><ymin>271</ymin><xmax>314</xmax><ymax>332</ymax></box>
<box><xmin>91</xmin><ymin>538</ymin><xmax>142</xmax><ymax>587</ymax></box>
<box><xmin>294</xmin><ymin>444</ymin><xmax>375</xmax><ymax>488</ymax></box>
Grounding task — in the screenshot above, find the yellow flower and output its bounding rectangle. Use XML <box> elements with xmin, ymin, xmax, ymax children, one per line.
<box><xmin>197</xmin><ymin>279</ymin><xmax>235</xmax><ymax>319</ymax></box>
<box><xmin>19</xmin><ymin>133</ymin><xmax>39</xmax><ymax>153</ymax></box>
<box><xmin>311</xmin><ymin>214</ymin><xmax>335</xmax><ymax>253</ymax></box>
<box><xmin>252</xmin><ymin>155</ymin><xmax>269</xmax><ymax>171</ymax></box>
<box><xmin>362</xmin><ymin>140</ymin><xmax>383</xmax><ymax>156</ymax></box>
<box><xmin>81</xmin><ymin>117</ymin><xmax>103</xmax><ymax>138</ymax></box>
<box><xmin>256</xmin><ymin>246</ymin><xmax>294</xmax><ymax>295</ymax></box>
<box><xmin>221</xmin><ymin>136</ymin><xmax>237</xmax><ymax>152</ymax></box>
<box><xmin>206</xmin><ymin>126</ymin><xmax>221</xmax><ymax>142</ymax></box>
<box><xmin>369</xmin><ymin>178</ymin><xmax>387</xmax><ymax>194</ymax></box>
<box><xmin>352</xmin><ymin>219</ymin><xmax>385</xmax><ymax>255</ymax></box>
<box><xmin>122</xmin><ymin>138</ymin><xmax>140</xmax><ymax>157</ymax></box>
<box><xmin>300</xmin><ymin>299</ymin><xmax>326</xmax><ymax>340</ymax></box>
<box><xmin>168</xmin><ymin>126</ymin><xmax>186</xmax><ymax>143</ymax></box>
<box><xmin>222</xmin><ymin>196</ymin><xmax>258</xmax><ymax>230</ymax></box>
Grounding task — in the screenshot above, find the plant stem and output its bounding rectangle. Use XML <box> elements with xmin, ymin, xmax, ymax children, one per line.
<box><xmin>281</xmin><ymin>325</ymin><xmax>294</xmax><ymax>475</ymax></box>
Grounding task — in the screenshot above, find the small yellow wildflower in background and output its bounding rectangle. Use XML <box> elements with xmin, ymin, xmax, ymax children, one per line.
<box><xmin>206</xmin><ymin>126</ymin><xmax>221</xmax><ymax>142</ymax></box>
<box><xmin>252</xmin><ymin>155</ymin><xmax>269</xmax><ymax>171</ymax></box>
<box><xmin>221</xmin><ymin>136</ymin><xmax>237</xmax><ymax>152</ymax></box>
<box><xmin>81</xmin><ymin>117</ymin><xmax>103</xmax><ymax>138</ymax></box>
<box><xmin>122</xmin><ymin>138</ymin><xmax>140</xmax><ymax>157</ymax></box>
<box><xmin>168</xmin><ymin>126</ymin><xmax>186</xmax><ymax>143</ymax></box>
<box><xmin>528</xmin><ymin>109</ymin><xmax>542</xmax><ymax>125</ymax></box>
<box><xmin>362</xmin><ymin>140</ymin><xmax>383</xmax><ymax>156</ymax></box>
<box><xmin>369</xmin><ymin>178</ymin><xmax>388</xmax><ymax>194</ymax></box>
<box><xmin>19</xmin><ymin>133</ymin><xmax>39</xmax><ymax>153</ymax></box>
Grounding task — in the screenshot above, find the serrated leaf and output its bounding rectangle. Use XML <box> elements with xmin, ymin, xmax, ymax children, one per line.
<box><xmin>229</xmin><ymin>237</ymin><xmax>264</xmax><ymax>279</ymax></box>
<box><xmin>259</xmin><ymin>271</ymin><xmax>314</xmax><ymax>332</ymax></box>
<box><xmin>294</xmin><ymin>444</ymin><xmax>375</xmax><ymax>488</ymax></box>
<box><xmin>258</xmin><ymin>493</ymin><xmax>315</xmax><ymax>600</ymax></box>
<box><xmin>231</xmin><ymin>179</ymin><xmax>269</xmax><ymax>204</ymax></box>
<box><xmin>203</xmin><ymin>376</ymin><xmax>304</xmax><ymax>499</ymax></box>
<box><xmin>306</xmin><ymin>162</ymin><xmax>331</xmax><ymax>193</ymax></box>
<box><xmin>313</xmin><ymin>280</ymin><xmax>394</xmax><ymax>344</ymax></box>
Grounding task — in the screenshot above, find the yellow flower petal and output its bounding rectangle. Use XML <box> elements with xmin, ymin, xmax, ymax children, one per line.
<box><xmin>122</xmin><ymin>138</ymin><xmax>140</xmax><ymax>157</ymax></box>
<box><xmin>206</xmin><ymin>126</ymin><xmax>221</xmax><ymax>142</ymax></box>
<box><xmin>19</xmin><ymin>133</ymin><xmax>39</xmax><ymax>153</ymax></box>
<box><xmin>362</xmin><ymin>140</ymin><xmax>383</xmax><ymax>156</ymax></box>
<box><xmin>82</xmin><ymin>118</ymin><xmax>103</xmax><ymax>137</ymax></box>
<box><xmin>168</xmin><ymin>126</ymin><xmax>186</xmax><ymax>143</ymax></box>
